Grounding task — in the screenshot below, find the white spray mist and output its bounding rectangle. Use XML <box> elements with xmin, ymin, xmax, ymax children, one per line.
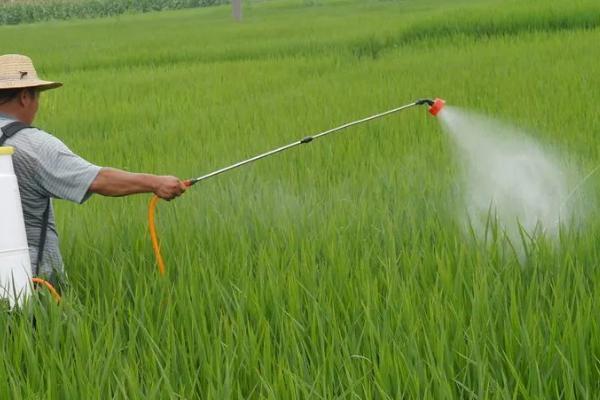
<box><xmin>438</xmin><ymin>106</ymin><xmax>572</xmax><ymax>245</ymax></box>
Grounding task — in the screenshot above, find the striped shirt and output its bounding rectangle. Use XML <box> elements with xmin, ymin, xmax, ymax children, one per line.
<box><xmin>0</xmin><ymin>114</ymin><xmax>101</xmax><ymax>277</ymax></box>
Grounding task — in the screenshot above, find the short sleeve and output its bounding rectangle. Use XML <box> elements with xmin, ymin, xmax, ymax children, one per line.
<box><xmin>30</xmin><ymin>130</ymin><xmax>102</xmax><ymax>204</ymax></box>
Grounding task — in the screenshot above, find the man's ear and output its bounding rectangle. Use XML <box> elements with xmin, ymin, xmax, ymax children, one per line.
<box><xmin>18</xmin><ymin>88</ymin><xmax>36</xmax><ymax>107</ymax></box>
<box><xmin>18</xmin><ymin>89</ymin><xmax>29</xmax><ymax>107</ymax></box>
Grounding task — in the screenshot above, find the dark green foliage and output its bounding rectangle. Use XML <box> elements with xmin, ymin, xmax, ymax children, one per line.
<box><xmin>0</xmin><ymin>0</ymin><xmax>226</xmax><ymax>25</ymax></box>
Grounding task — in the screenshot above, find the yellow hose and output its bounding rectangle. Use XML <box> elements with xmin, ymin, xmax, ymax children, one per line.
<box><xmin>148</xmin><ymin>181</ymin><xmax>191</xmax><ymax>276</ymax></box>
<box><xmin>32</xmin><ymin>277</ymin><xmax>61</xmax><ymax>303</ymax></box>
<box><xmin>148</xmin><ymin>195</ymin><xmax>166</xmax><ymax>276</ymax></box>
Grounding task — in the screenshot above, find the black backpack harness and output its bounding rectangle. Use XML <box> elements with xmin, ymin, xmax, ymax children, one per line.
<box><xmin>0</xmin><ymin>121</ymin><xmax>50</xmax><ymax>276</ymax></box>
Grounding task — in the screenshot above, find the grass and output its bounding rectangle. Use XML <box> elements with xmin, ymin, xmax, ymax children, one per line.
<box><xmin>1</xmin><ymin>0</ymin><xmax>600</xmax><ymax>398</ymax></box>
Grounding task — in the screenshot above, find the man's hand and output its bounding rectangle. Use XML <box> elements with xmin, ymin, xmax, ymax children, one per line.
<box><xmin>153</xmin><ymin>176</ymin><xmax>187</xmax><ymax>200</ymax></box>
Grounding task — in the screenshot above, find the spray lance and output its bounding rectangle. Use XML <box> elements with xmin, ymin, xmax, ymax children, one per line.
<box><xmin>148</xmin><ymin>98</ymin><xmax>446</xmax><ymax>274</ymax></box>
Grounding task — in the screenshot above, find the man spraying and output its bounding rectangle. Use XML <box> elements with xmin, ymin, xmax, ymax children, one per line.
<box><xmin>0</xmin><ymin>54</ymin><xmax>187</xmax><ymax>288</ymax></box>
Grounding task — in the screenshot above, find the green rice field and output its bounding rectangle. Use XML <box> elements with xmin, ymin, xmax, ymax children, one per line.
<box><xmin>1</xmin><ymin>0</ymin><xmax>600</xmax><ymax>397</ymax></box>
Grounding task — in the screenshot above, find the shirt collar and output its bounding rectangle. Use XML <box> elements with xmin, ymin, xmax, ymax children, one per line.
<box><xmin>0</xmin><ymin>112</ymin><xmax>16</xmax><ymax>121</ymax></box>
<box><xmin>0</xmin><ymin>112</ymin><xmax>20</xmax><ymax>124</ymax></box>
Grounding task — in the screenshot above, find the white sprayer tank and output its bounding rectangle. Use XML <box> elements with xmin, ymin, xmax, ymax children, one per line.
<box><xmin>0</xmin><ymin>146</ymin><xmax>32</xmax><ymax>308</ymax></box>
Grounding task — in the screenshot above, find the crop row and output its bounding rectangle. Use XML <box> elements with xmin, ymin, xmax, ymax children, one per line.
<box><xmin>0</xmin><ymin>0</ymin><xmax>225</xmax><ymax>25</ymax></box>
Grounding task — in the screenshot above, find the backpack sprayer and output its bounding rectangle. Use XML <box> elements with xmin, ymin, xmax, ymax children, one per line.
<box><xmin>0</xmin><ymin>147</ymin><xmax>60</xmax><ymax>307</ymax></box>
<box><xmin>149</xmin><ymin>98</ymin><xmax>446</xmax><ymax>274</ymax></box>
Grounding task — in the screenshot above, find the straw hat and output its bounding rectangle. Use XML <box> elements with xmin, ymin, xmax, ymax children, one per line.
<box><xmin>0</xmin><ymin>54</ymin><xmax>62</xmax><ymax>91</ymax></box>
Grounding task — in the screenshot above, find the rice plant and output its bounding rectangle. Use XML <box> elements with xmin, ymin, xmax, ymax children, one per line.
<box><xmin>1</xmin><ymin>0</ymin><xmax>599</xmax><ymax>398</ymax></box>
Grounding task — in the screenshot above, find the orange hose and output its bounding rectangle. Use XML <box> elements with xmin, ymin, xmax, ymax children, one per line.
<box><xmin>148</xmin><ymin>195</ymin><xmax>166</xmax><ymax>276</ymax></box>
<box><xmin>32</xmin><ymin>277</ymin><xmax>61</xmax><ymax>303</ymax></box>
<box><xmin>148</xmin><ymin>181</ymin><xmax>191</xmax><ymax>276</ymax></box>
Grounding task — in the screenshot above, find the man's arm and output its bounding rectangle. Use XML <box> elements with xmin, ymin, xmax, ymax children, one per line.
<box><xmin>89</xmin><ymin>167</ymin><xmax>187</xmax><ymax>200</ymax></box>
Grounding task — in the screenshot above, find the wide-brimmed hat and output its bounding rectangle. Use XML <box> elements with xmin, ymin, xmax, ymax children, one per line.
<box><xmin>0</xmin><ymin>54</ymin><xmax>62</xmax><ymax>91</ymax></box>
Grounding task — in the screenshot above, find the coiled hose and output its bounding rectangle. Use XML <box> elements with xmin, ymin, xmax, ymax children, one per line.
<box><xmin>32</xmin><ymin>277</ymin><xmax>61</xmax><ymax>302</ymax></box>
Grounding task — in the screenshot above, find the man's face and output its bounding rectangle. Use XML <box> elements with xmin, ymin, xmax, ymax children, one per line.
<box><xmin>21</xmin><ymin>89</ymin><xmax>39</xmax><ymax>124</ymax></box>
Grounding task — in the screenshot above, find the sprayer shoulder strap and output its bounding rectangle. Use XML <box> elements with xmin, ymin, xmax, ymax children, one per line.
<box><xmin>0</xmin><ymin>121</ymin><xmax>50</xmax><ymax>274</ymax></box>
<box><xmin>0</xmin><ymin>121</ymin><xmax>31</xmax><ymax>145</ymax></box>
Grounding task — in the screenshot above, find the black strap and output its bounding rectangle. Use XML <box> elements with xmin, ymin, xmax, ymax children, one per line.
<box><xmin>0</xmin><ymin>121</ymin><xmax>31</xmax><ymax>145</ymax></box>
<box><xmin>35</xmin><ymin>201</ymin><xmax>51</xmax><ymax>275</ymax></box>
<box><xmin>1</xmin><ymin>121</ymin><xmax>51</xmax><ymax>275</ymax></box>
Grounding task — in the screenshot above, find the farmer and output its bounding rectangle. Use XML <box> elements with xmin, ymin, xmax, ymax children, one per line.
<box><xmin>0</xmin><ymin>54</ymin><xmax>187</xmax><ymax>288</ymax></box>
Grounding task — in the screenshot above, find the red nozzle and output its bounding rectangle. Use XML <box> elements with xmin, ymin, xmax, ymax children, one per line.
<box><xmin>428</xmin><ymin>98</ymin><xmax>445</xmax><ymax>116</ymax></box>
